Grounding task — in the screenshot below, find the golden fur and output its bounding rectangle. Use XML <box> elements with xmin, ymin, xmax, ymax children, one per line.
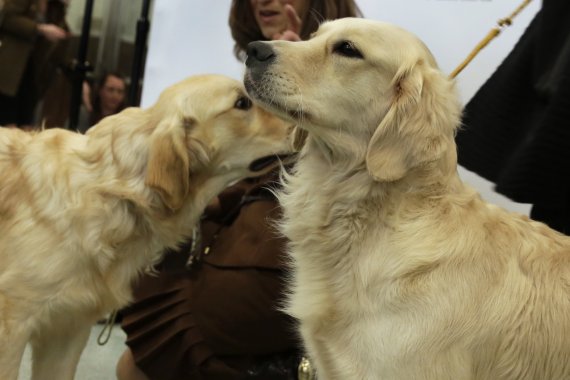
<box><xmin>245</xmin><ymin>18</ymin><xmax>570</xmax><ymax>379</ymax></box>
<box><xmin>0</xmin><ymin>74</ymin><xmax>292</xmax><ymax>380</ymax></box>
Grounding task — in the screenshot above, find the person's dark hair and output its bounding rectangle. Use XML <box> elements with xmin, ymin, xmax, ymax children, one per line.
<box><xmin>89</xmin><ymin>71</ymin><xmax>127</xmax><ymax>126</ymax></box>
<box><xmin>229</xmin><ymin>0</ymin><xmax>363</xmax><ymax>61</ymax></box>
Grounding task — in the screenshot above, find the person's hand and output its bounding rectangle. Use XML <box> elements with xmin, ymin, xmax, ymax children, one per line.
<box><xmin>82</xmin><ymin>81</ymin><xmax>93</xmax><ymax>113</ymax></box>
<box><xmin>37</xmin><ymin>24</ymin><xmax>68</xmax><ymax>42</ymax></box>
<box><xmin>272</xmin><ymin>3</ymin><xmax>302</xmax><ymax>41</ymax></box>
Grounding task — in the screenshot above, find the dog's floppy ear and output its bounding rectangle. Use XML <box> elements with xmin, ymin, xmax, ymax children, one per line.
<box><xmin>366</xmin><ymin>61</ymin><xmax>448</xmax><ymax>182</ymax></box>
<box><xmin>145</xmin><ymin>116</ymin><xmax>191</xmax><ymax>211</ymax></box>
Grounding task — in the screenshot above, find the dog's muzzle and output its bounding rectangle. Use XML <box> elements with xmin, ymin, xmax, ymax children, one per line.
<box><xmin>245</xmin><ymin>41</ymin><xmax>276</xmax><ymax>80</ymax></box>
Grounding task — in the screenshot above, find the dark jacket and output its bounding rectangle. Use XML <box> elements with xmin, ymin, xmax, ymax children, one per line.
<box><xmin>0</xmin><ymin>0</ymin><xmax>69</xmax><ymax>97</ymax></box>
<box><xmin>0</xmin><ymin>0</ymin><xmax>37</xmax><ymax>96</ymax></box>
<box><xmin>122</xmin><ymin>170</ymin><xmax>300</xmax><ymax>380</ymax></box>
<box><xmin>455</xmin><ymin>0</ymin><xmax>570</xmax><ymax>209</ymax></box>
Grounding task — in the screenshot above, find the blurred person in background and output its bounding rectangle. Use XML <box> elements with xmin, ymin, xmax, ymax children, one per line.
<box><xmin>230</xmin><ymin>0</ymin><xmax>362</xmax><ymax>59</ymax></box>
<box><xmin>77</xmin><ymin>71</ymin><xmax>127</xmax><ymax>133</ymax></box>
<box><xmin>0</xmin><ymin>0</ymin><xmax>69</xmax><ymax>128</ymax></box>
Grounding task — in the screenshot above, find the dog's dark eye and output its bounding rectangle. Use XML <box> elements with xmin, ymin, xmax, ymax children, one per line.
<box><xmin>234</xmin><ymin>96</ymin><xmax>253</xmax><ymax>110</ymax></box>
<box><xmin>333</xmin><ymin>41</ymin><xmax>363</xmax><ymax>59</ymax></box>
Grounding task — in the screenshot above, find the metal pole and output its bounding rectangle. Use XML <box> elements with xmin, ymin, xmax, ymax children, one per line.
<box><xmin>128</xmin><ymin>0</ymin><xmax>152</xmax><ymax>106</ymax></box>
<box><xmin>68</xmin><ymin>0</ymin><xmax>94</xmax><ymax>130</ymax></box>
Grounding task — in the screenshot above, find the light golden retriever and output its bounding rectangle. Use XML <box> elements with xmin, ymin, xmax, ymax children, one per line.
<box><xmin>0</xmin><ymin>74</ymin><xmax>292</xmax><ymax>380</ymax></box>
<box><xmin>244</xmin><ymin>18</ymin><xmax>570</xmax><ymax>380</ymax></box>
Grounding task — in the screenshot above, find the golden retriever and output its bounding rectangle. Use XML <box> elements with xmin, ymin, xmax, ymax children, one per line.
<box><xmin>244</xmin><ymin>18</ymin><xmax>570</xmax><ymax>380</ymax></box>
<box><xmin>0</xmin><ymin>74</ymin><xmax>292</xmax><ymax>380</ymax></box>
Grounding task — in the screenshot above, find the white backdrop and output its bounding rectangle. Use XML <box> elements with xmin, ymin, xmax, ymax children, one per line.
<box><xmin>142</xmin><ymin>0</ymin><xmax>540</xmax><ymax>214</ymax></box>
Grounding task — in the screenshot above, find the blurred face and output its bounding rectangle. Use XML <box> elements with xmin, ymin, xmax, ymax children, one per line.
<box><xmin>99</xmin><ymin>75</ymin><xmax>126</xmax><ymax>114</ymax></box>
<box><xmin>250</xmin><ymin>0</ymin><xmax>308</xmax><ymax>39</ymax></box>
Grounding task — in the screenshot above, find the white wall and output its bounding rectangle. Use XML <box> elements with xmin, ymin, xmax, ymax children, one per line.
<box><xmin>141</xmin><ymin>0</ymin><xmax>242</xmax><ymax>106</ymax></box>
<box><xmin>142</xmin><ymin>0</ymin><xmax>540</xmax><ymax>214</ymax></box>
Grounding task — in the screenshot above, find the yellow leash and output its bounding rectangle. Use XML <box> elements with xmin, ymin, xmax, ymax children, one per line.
<box><xmin>449</xmin><ymin>0</ymin><xmax>534</xmax><ymax>79</ymax></box>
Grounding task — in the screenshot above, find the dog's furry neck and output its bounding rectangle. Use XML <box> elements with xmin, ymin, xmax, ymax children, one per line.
<box><xmin>279</xmin><ymin>135</ymin><xmax>471</xmax><ymax>314</ymax></box>
<box><xmin>296</xmin><ymin>133</ymin><xmax>461</xmax><ymax>200</ymax></box>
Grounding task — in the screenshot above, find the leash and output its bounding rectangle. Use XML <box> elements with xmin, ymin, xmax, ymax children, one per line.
<box><xmin>449</xmin><ymin>0</ymin><xmax>534</xmax><ymax>79</ymax></box>
<box><xmin>97</xmin><ymin>309</ymin><xmax>118</xmax><ymax>345</ymax></box>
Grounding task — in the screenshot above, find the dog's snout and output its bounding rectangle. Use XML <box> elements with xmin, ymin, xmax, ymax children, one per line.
<box><xmin>245</xmin><ymin>41</ymin><xmax>276</xmax><ymax>68</ymax></box>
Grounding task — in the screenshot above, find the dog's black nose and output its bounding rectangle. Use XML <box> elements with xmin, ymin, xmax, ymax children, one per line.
<box><xmin>245</xmin><ymin>41</ymin><xmax>276</xmax><ymax>68</ymax></box>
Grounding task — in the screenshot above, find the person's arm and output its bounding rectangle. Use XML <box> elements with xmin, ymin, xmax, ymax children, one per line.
<box><xmin>82</xmin><ymin>81</ymin><xmax>93</xmax><ymax>113</ymax></box>
<box><xmin>0</xmin><ymin>1</ymin><xmax>6</xmax><ymax>27</ymax></box>
<box><xmin>1</xmin><ymin>0</ymin><xmax>67</xmax><ymax>42</ymax></box>
<box><xmin>36</xmin><ymin>22</ymin><xmax>67</xmax><ymax>42</ymax></box>
<box><xmin>1</xmin><ymin>0</ymin><xmax>38</xmax><ymax>41</ymax></box>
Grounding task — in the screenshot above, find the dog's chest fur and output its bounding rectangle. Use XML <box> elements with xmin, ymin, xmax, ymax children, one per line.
<box><xmin>278</xmin><ymin>151</ymin><xmax>498</xmax><ymax>378</ymax></box>
<box><xmin>280</xmin><ymin>150</ymin><xmax>570</xmax><ymax>379</ymax></box>
<box><xmin>278</xmin><ymin>155</ymin><xmax>403</xmax><ymax>353</ymax></box>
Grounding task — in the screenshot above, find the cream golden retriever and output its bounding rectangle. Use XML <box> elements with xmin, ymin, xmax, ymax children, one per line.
<box><xmin>0</xmin><ymin>74</ymin><xmax>292</xmax><ymax>380</ymax></box>
<box><xmin>244</xmin><ymin>18</ymin><xmax>570</xmax><ymax>380</ymax></box>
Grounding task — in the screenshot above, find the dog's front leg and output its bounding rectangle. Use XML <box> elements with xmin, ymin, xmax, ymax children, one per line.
<box><xmin>0</xmin><ymin>325</ymin><xmax>29</xmax><ymax>380</ymax></box>
<box><xmin>30</xmin><ymin>322</ymin><xmax>91</xmax><ymax>380</ymax></box>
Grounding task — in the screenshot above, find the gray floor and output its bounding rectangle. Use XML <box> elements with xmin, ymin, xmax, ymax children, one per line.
<box><xmin>18</xmin><ymin>324</ymin><xmax>127</xmax><ymax>380</ymax></box>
